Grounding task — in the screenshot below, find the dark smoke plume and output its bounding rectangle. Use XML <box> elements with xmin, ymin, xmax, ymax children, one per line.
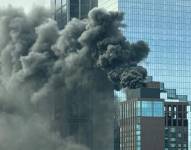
<box><xmin>0</xmin><ymin>6</ymin><xmax>149</xmax><ymax>150</ymax></box>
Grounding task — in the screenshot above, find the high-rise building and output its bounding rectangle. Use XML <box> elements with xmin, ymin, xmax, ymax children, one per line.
<box><xmin>120</xmin><ymin>82</ymin><xmax>164</xmax><ymax>150</ymax></box>
<box><xmin>53</xmin><ymin>73</ymin><xmax>114</xmax><ymax>150</ymax></box>
<box><xmin>98</xmin><ymin>0</ymin><xmax>118</xmax><ymax>11</ymax></box>
<box><xmin>98</xmin><ymin>0</ymin><xmax>191</xmax><ymax>101</ymax></box>
<box><xmin>50</xmin><ymin>0</ymin><xmax>67</xmax><ymax>28</ymax></box>
<box><xmin>161</xmin><ymin>88</ymin><xmax>189</xmax><ymax>150</ymax></box>
<box><xmin>119</xmin><ymin>82</ymin><xmax>189</xmax><ymax>150</ymax></box>
<box><xmin>164</xmin><ymin>100</ymin><xmax>188</xmax><ymax>150</ymax></box>
<box><xmin>51</xmin><ymin>0</ymin><xmax>98</xmax><ymax>28</ymax></box>
<box><xmin>99</xmin><ymin>2</ymin><xmax>191</xmax><ymax>149</ymax></box>
<box><xmin>188</xmin><ymin>102</ymin><xmax>191</xmax><ymax>150</ymax></box>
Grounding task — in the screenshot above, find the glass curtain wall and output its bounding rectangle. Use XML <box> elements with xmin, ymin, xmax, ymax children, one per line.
<box><xmin>118</xmin><ymin>0</ymin><xmax>191</xmax><ymax>100</ymax></box>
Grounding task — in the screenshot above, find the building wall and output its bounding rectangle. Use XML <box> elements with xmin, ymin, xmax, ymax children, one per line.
<box><xmin>51</xmin><ymin>0</ymin><xmax>67</xmax><ymax>28</ymax></box>
<box><xmin>98</xmin><ymin>2</ymin><xmax>191</xmax><ymax>147</ymax></box>
<box><xmin>69</xmin><ymin>0</ymin><xmax>98</xmax><ymax>19</ymax></box>
<box><xmin>54</xmin><ymin>71</ymin><xmax>114</xmax><ymax>150</ymax></box>
<box><xmin>141</xmin><ymin>118</ymin><xmax>164</xmax><ymax>150</ymax></box>
<box><xmin>120</xmin><ymin>87</ymin><xmax>164</xmax><ymax>150</ymax></box>
<box><xmin>164</xmin><ymin>102</ymin><xmax>189</xmax><ymax>150</ymax></box>
<box><xmin>52</xmin><ymin>0</ymin><xmax>98</xmax><ymax>28</ymax></box>
<box><xmin>188</xmin><ymin>102</ymin><xmax>191</xmax><ymax>150</ymax></box>
<box><xmin>98</xmin><ymin>0</ymin><xmax>118</xmax><ymax>11</ymax></box>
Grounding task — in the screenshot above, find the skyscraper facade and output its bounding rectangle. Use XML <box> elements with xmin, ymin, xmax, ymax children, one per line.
<box><xmin>120</xmin><ymin>82</ymin><xmax>164</xmax><ymax>150</ymax></box>
<box><xmin>98</xmin><ymin>0</ymin><xmax>118</xmax><ymax>11</ymax></box>
<box><xmin>164</xmin><ymin>100</ymin><xmax>189</xmax><ymax>150</ymax></box>
<box><xmin>98</xmin><ymin>0</ymin><xmax>191</xmax><ymax>101</ymax></box>
<box><xmin>188</xmin><ymin>102</ymin><xmax>191</xmax><ymax>150</ymax></box>
<box><xmin>51</xmin><ymin>0</ymin><xmax>67</xmax><ymax>28</ymax></box>
<box><xmin>51</xmin><ymin>0</ymin><xmax>98</xmax><ymax>28</ymax></box>
<box><xmin>119</xmin><ymin>82</ymin><xmax>189</xmax><ymax>150</ymax></box>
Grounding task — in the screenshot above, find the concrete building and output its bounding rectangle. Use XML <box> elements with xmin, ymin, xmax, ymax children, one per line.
<box><xmin>51</xmin><ymin>0</ymin><xmax>98</xmax><ymax>28</ymax></box>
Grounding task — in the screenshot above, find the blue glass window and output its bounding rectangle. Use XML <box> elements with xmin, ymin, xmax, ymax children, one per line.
<box><xmin>136</xmin><ymin>130</ymin><xmax>141</xmax><ymax>135</ymax></box>
<box><xmin>136</xmin><ymin>135</ymin><xmax>141</xmax><ymax>141</ymax></box>
<box><xmin>142</xmin><ymin>101</ymin><xmax>152</xmax><ymax>116</ymax></box>
<box><xmin>137</xmin><ymin>101</ymin><xmax>164</xmax><ymax>117</ymax></box>
<box><xmin>153</xmin><ymin>102</ymin><xmax>164</xmax><ymax>117</ymax></box>
<box><xmin>136</xmin><ymin>124</ymin><xmax>141</xmax><ymax>130</ymax></box>
<box><xmin>136</xmin><ymin>101</ymin><xmax>141</xmax><ymax>116</ymax></box>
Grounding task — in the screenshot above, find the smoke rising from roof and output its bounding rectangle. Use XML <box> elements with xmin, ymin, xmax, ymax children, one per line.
<box><xmin>0</xmin><ymin>6</ymin><xmax>149</xmax><ymax>150</ymax></box>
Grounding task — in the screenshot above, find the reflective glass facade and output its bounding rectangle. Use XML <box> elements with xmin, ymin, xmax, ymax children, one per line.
<box><xmin>51</xmin><ymin>0</ymin><xmax>98</xmax><ymax>28</ymax></box>
<box><xmin>51</xmin><ymin>0</ymin><xmax>67</xmax><ymax>28</ymax></box>
<box><xmin>114</xmin><ymin>89</ymin><xmax>126</xmax><ymax>102</ymax></box>
<box><xmin>188</xmin><ymin>102</ymin><xmax>191</xmax><ymax>150</ymax></box>
<box><xmin>137</xmin><ymin>101</ymin><xmax>164</xmax><ymax>117</ymax></box>
<box><xmin>99</xmin><ymin>0</ymin><xmax>191</xmax><ymax>100</ymax></box>
<box><xmin>98</xmin><ymin>0</ymin><xmax>118</xmax><ymax>11</ymax></box>
<box><xmin>69</xmin><ymin>0</ymin><xmax>98</xmax><ymax>19</ymax></box>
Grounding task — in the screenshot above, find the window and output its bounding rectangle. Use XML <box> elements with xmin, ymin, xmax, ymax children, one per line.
<box><xmin>153</xmin><ymin>102</ymin><xmax>164</xmax><ymax>117</ymax></box>
<box><xmin>136</xmin><ymin>125</ymin><xmax>141</xmax><ymax>130</ymax></box>
<box><xmin>170</xmin><ymin>127</ymin><xmax>176</xmax><ymax>133</ymax></box>
<box><xmin>178</xmin><ymin>133</ymin><xmax>182</xmax><ymax>138</ymax></box>
<box><xmin>170</xmin><ymin>138</ymin><xmax>176</xmax><ymax>142</ymax></box>
<box><xmin>142</xmin><ymin>101</ymin><xmax>152</xmax><ymax>116</ymax></box>
<box><xmin>136</xmin><ymin>135</ymin><xmax>141</xmax><ymax>141</ymax></box>
<box><xmin>140</xmin><ymin>101</ymin><xmax>164</xmax><ymax>117</ymax></box>
<box><xmin>170</xmin><ymin>143</ymin><xmax>176</xmax><ymax>147</ymax></box>
<box><xmin>136</xmin><ymin>101</ymin><xmax>141</xmax><ymax>116</ymax></box>
<box><xmin>136</xmin><ymin>147</ymin><xmax>141</xmax><ymax>150</ymax></box>
<box><xmin>136</xmin><ymin>131</ymin><xmax>141</xmax><ymax>135</ymax></box>
<box><xmin>169</xmin><ymin>106</ymin><xmax>172</xmax><ymax>111</ymax></box>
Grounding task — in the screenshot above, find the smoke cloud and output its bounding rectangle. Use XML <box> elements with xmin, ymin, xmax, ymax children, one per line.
<box><xmin>0</xmin><ymin>6</ymin><xmax>149</xmax><ymax>150</ymax></box>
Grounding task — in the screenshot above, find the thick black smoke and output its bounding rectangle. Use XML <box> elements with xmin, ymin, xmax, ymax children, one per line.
<box><xmin>78</xmin><ymin>10</ymin><xmax>149</xmax><ymax>90</ymax></box>
<box><xmin>0</xmin><ymin>6</ymin><xmax>149</xmax><ymax>150</ymax></box>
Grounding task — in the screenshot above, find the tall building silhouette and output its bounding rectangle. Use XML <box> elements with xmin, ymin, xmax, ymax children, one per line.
<box><xmin>53</xmin><ymin>73</ymin><xmax>114</xmax><ymax>150</ymax></box>
<box><xmin>51</xmin><ymin>0</ymin><xmax>97</xmax><ymax>28</ymax></box>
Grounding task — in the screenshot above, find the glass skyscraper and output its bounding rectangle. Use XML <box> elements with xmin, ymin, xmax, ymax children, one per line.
<box><xmin>51</xmin><ymin>0</ymin><xmax>97</xmax><ymax>28</ymax></box>
<box><xmin>99</xmin><ymin>0</ymin><xmax>191</xmax><ymax>101</ymax></box>
<box><xmin>99</xmin><ymin>1</ymin><xmax>191</xmax><ymax>149</ymax></box>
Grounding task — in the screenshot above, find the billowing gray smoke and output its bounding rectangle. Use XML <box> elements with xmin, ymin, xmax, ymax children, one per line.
<box><xmin>0</xmin><ymin>6</ymin><xmax>149</xmax><ymax>150</ymax></box>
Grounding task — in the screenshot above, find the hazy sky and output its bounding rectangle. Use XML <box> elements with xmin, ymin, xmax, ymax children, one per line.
<box><xmin>0</xmin><ymin>0</ymin><xmax>50</xmax><ymax>12</ymax></box>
